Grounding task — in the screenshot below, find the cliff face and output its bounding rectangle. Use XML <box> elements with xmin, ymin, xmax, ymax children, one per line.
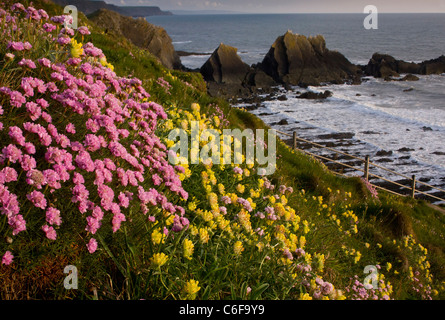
<box><xmin>51</xmin><ymin>0</ymin><xmax>172</xmax><ymax>17</ymax></box>
<box><xmin>88</xmin><ymin>9</ymin><xmax>182</xmax><ymax>70</ymax></box>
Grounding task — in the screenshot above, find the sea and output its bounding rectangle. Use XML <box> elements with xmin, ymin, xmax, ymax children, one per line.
<box><xmin>147</xmin><ymin>14</ymin><xmax>445</xmax><ymax>202</ymax></box>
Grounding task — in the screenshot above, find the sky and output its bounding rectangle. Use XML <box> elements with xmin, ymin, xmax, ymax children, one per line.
<box><xmin>103</xmin><ymin>0</ymin><xmax>445</xmax><ymax>13</ymax></box>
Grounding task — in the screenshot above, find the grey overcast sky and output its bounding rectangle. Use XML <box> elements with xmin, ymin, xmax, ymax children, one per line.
<box><xmin>103</xmin><ymin>0</ymin><xmax>445</xmax><ymax>13</ymax></box>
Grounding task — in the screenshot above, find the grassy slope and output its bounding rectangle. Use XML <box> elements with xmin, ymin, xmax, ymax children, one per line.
<box><xmin>6</xmin><ymin>0</ymin><xmax>445</xmax><ymax>299</ymax></box>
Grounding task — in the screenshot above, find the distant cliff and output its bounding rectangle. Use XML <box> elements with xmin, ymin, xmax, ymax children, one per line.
<box><xmin>51</xmin><ymin>0</ymin><xmax>173</xmax><ymax>17</ymax></box>
<box><xmin>88</xmin><ymin>9</ymin><xmax>182</xmax><ymax>70</ymax></box>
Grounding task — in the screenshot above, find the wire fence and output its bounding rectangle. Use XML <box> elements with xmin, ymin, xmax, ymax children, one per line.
<box><xmin>276</xmin><ymin>130</ymin><xmax>445</xmax><ymax>204</ymax></box>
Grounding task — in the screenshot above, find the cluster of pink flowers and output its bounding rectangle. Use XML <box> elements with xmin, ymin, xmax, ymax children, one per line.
<box><xmin>344</xmin><ymin>275</ymin><xmax>390</xmax><ymax>300</ymax></box>
<box><xmin>156</xmin><ymin>77</ymin><xmax>172</xmax><ymax>95</ymax></box>
<box><xmin>360</xmin><ymin>177</ymin><xmax>379</xmax><ymax>199</ymax></box>
<box><xmin>0</xmin><ymin>3</ymin><xmax>188</xmax><ymax>261</ymax></box>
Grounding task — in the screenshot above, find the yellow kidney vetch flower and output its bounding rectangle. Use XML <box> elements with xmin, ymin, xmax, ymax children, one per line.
<box><xmin>299</xmin><ymin>293</ymin><xmax>312</xmax><ymax>300</ymax></box>
<box><xmin>234</xmin><ymin>240</ymin><xmax>244</xmax><ymax>255</ymax></box>
<box><xmin>236</xmin><ymin>184</ymin><xmax>245</xmax><ymax>194</ymax></box>
<box><xmin>183</xmin><ymin>238</ymin><xmax>194</xmax><ymax>260</ymax></box>
<box><xmin>218</xmin><ymin>183</ymin><xmax>225</xmax><ymax>195</ymax></box>
<box><xmin>208</xmin><ymin>192</ymin><xmax>219</xmax><ymax>211</ymax></box>
<box><xmin>199</xmin><ymin>227</ymin><xmax>210</xmax><ymax>244</ymax></box>
<box><xmin>70</xmin><ymin>38</ymin><xmax>83</xmax><ymax>58</ymax></box>
<box><xmin>183</xmin><ymin>280</ymin><xmax>201</xmax><ymax>300</ymax></box>
<box><xmin>188</xmin><ymin>201</ymin><xmax>197</xmax><ymax>211</ymax></box>
<box><xmin>299</xmin><ymin>235</ymin><xmax>306</xmax><ymax>249</ymax></box>
<box><xmin>151</xmin><ymin>228</ymin><xmax>166</xmax><ymax>245</ymax></box>
<box><xmin>151</xmin><ymin>253</ymin><xmax>168</xmax><ymax>267</ymax></box>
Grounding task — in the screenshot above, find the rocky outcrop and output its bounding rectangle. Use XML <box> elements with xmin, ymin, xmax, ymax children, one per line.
<box><xmin>365</xmin><ymin>53</ymin><xmax>445</xmax><ymax>79</ymax></box>
<box><xmin>200</xmin><ymin>43</ymin><xmax>252</xmax><ymax>97</ymax></box>
<box><xmin>200</xmin><ymin>43</ymin><xmax>250</xmax><ymax>84</ymax></box>
<box><xmin>51</xmin><ymin>0</ymin><xmax>172</xmax><ymax>17</ymax></box>
<box><xmin>88</xmin><ymin>9</ymin><xmax>182</xmax><ymax>70</ymax></box>
<box><xmin>255</xmin><ymin>31</ymin><xmax>362</xmax><ymax>86</ymax></box>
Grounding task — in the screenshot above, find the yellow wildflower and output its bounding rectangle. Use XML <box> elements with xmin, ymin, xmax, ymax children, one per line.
<box><xmin>183</xmin><ymin>238</ymin><xmax>194</xmax><ymax>260</ymax></box>
<box><xmin>199</xmin><ymin>228</ymin><xmax>210</xmax><ymax>244</ymax></box>
<box><xmin>70</xmin><ymin>38</ymin><xmax>83</xmax><ymax>58</ymax></box>
<box><xmin>151</xmin><ymin>228</ymin><xmax>165</xmax><ymax>245</ymax></box>
<box><xmin>151</xmin><ymin>253</ymin><xmax>168</xmax><ymax>267</ymax></box>
<box><xmin>236</xmin><ymin>184</ymin><xmax>245</xmax><ymax>194</ymax></box>
<box><xmin>183</xmin><ymin>280</ymin><xmax>201</xmax><ymax>300</ymax></box>
<box><xmin>299</xmin><ymin>293</ymin><xmax>312</xmax><ymax>300</ymax></box>
<box><xmin>234</xmin><ymin>241</ymin><xmax>244</xmax><ymax>255</ymax></box>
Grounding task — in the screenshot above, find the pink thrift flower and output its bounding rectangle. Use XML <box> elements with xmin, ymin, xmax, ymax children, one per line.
<box><xmin>0</xmin><ymin>167</ymin><xmax>18</xmax><ymax>184</ymax></box>
<box><xmin>57</xmin><ymin>36</ymin><xmax>71</xmax><ymax>45</ymax></box>
<box><xmin>38</xmin><ymin>58</ymin><xmax>51</xmax><ymax>68</ymax></box>
<box><xmin>75</xmin><ymin>151</ymin><xmax>95</xmax><ymax>172</ymax></box>
<box><xmin>27</xmin><ymin>190</ymin><xmax>47</xmax><ymax>209</ymax></box>
<box><xmin>7</xmin><ymin>41</ymin><xmax>24</xmax><ymax>51</ymax></box>
<box><xmin>42</xmin><ymin>224</ymin><xmax>57</xmax><ymax>240</ymax></box>
<box><xmin>42</xmin><ymin>22</ymin><xmax>56</xmax><ymax>32</ymax></box>
<box><xmin>18</xmin><ymin>58</ymin><xmax>36</xmax><ymax>69</ymax></box>
<box><xmin>2</xmin><ymin>251</ymin><xmax>13</xmax><ymax>265</ymax></box>
<box><xmin>9</xmin><ymin>90</ymin><xmax>26</xmax><ymax>108</ymax></box>
<box><xmin>24</xmin><ymin>142</ymin><xmax>36</xmax><ymax>154</ymax></box>
<box><xmin>8</xmin><ymin>126</ymin><xmax>26</xmax><ymax>146</ymax></box>
<box><xmin>46</xmin><ymin>207</ymin><xmax>62</xmax><ymax>226</ymax></box>
<box><xmin>1</xmin><ymin>144</ymin><xmax>22</xmax><ymax>163</ymax></box>
<box><xmin>26</xmin><ymin>102</ymin><xmax>42</xmax><ymax>121</ymax></box>
<box><xmin>65</xmin><ymin>123</ymin><xmax>76</xmax><ymax>134</ymax></box>
<box><xmin>78</xmin><ymin>26</ymin><xmax>91</xmax><ymax>35</ymax></box>
<box><xmin>86</xmin><ymin>238</ymin><xmax>98</xmax><ymax>253</ymax></box>
<box><xmin>20</xmin><ymin>154</ymin><xmax>37</xmax><ymax>171</ymax></box>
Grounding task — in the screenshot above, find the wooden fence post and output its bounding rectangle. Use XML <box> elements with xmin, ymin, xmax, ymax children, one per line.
<box><xmin>292</xmin><ymin>132</ymin><xmax>297</xmax><ymax>150</ymax></box>
<box><xmin>364</xmin><ymin>155</ymin><xmax>370</xmax><ymax>180</ymax></box>
<box><xmin>411</xmin><ymin>175</ymin><xmax>416</xmax><ymax>199</ymax></box>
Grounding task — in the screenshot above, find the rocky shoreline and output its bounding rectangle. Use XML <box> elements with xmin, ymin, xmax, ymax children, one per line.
<box><xmin>187</xmin><ymin>31</ymin><xmax>445</xmax><ymax>102</ymax></box>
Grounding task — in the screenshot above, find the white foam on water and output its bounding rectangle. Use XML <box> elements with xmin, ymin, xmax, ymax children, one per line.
<box><xmin>234</xmin><ymin>74</ymin><xmax>445</xmax><ymax>200</ymax></box>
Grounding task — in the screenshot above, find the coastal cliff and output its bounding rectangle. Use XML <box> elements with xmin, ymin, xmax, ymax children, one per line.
<box><xmin>88</xmin><ymin>8</ymin><xmax>182</xmax><ymax>70</ymax></box>
<box><xmin>51</xmin><ymin>0</ymin><xmax>173</xmax><ymax>17</ymax></box>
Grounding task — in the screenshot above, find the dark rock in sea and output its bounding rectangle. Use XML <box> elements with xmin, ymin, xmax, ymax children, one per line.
<box><xmin>365</xmin><ymin>53</ymin><xmax>445</xmax><ymax>78</ymax></box>
<box><xmin>365</xmin><ymin>53</ymin><xmax>419</xmax><ymax>78</ymax></box>
<box><xmin>277</xmin><ymin>95</ymin><xmax>288</xmax><ymax>101</ymax></box>
<box><xmin>200</xmin><ymin>43</ymin><xmax>252</xmax><ymax>97</ymax></box>
<box><xmin>419</xmin><ymin>55</ymin><xmax>445</xmax><ymax>74</ymax></box>
<box><xmin>398</xmin><ymin>147</ymin><xmax>415</xmax><ymax>152</ymax></box>
<box><xmin>277</xmin><ymin>119</ymin><xmax>289</xmax><ymax>125</ymax></box>
<box><xmin>317</xmin><ymin>132</ymin><xmax>355</xmax><ymax>140</ymax></box>
<box><xmin>256</xmin><ymin>31</ymin><xmax>362</xmax><ymax>86</ymax></box>
<box><xmin>201</xmin><ymin>43</ymin><xmax>250</xmax><ymax>84</ymax></box>
<box><xmin>432</xmin><ymin>151</ymin><xmax>445</xmax><ymax>156</ymax></box>
<box><xmin>375</xmin><ymin>158</ymin><xmax>393</xmax><ymax>163</ymax></box>
<box><xmin>400</xmin><ymin>74</ymin><xmax>420</xmax><ymax>81</ymax></box>
<box><xmin>297</xmin><ymin>90</ymin><xmax>333</xmax><ymax>99</ymax></box>
<box><xmin>361</xmin><ymin>130</ymin><xmax>380</xmax><ymax>135</ymax></box>
<box><xmin>88</xmin><ymin>9</ymin><xmax>182</xmax><ymax>70</ymax></box>
<box><xmin>403</xmin><ymin>88</ymin><xmax>414</xmax><ymax>92</ymax></box>
<box><xmin>422</xmin><ymin>126</ymin><xmax>433</xmax><ymax>131</ymax></box>
<box><xmin>376</xmin><ymin>150</ymin><xmax>393</xmax><ymax>156</ymax></box>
